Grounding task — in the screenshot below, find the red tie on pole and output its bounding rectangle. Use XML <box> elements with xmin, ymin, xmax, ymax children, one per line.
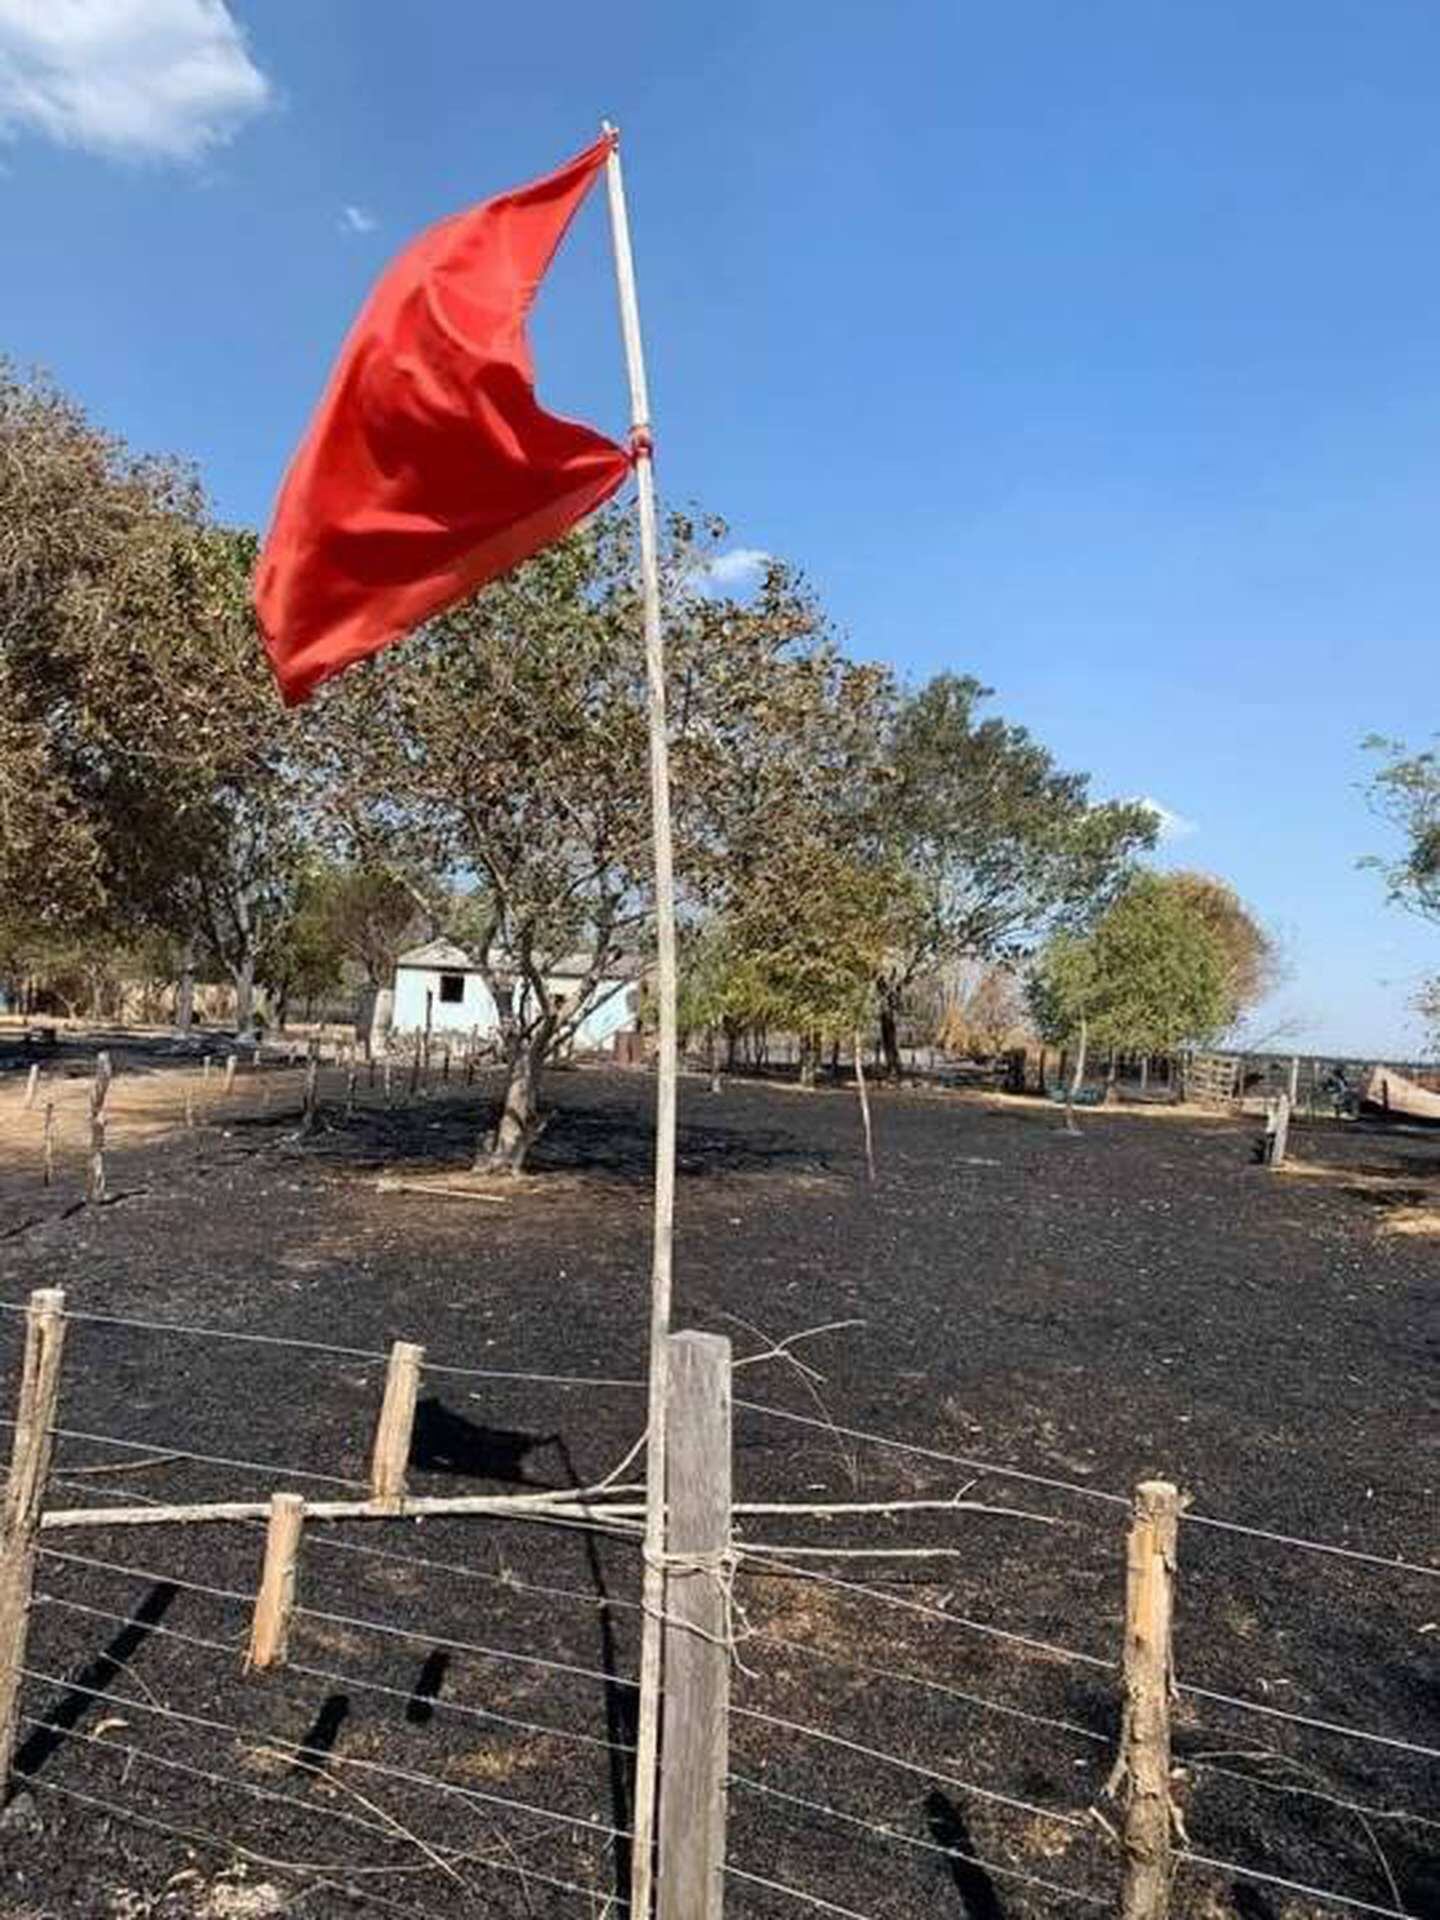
<box><xmin>256</xmin><ymin>134</ymin><xmax>631</xmax><ymax>706</ymax></box>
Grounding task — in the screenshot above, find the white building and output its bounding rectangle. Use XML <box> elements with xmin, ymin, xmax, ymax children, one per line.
<box><xmin>388</xmin><ymin>938</ymin><xmax>642</xmax><ymax>1053</ymax></box>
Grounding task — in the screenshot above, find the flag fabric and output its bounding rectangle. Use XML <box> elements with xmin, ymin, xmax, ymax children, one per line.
<box><xmin>256</xmin><ymin>134</ymin><xmax>631</xmax><ymax>705</ymax></box>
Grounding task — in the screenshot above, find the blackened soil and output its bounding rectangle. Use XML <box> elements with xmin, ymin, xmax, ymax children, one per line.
<box><xmin>0</xmin><ymin>1069</ymin><xmax>1434</xmax><ymax>1919</ymax></box>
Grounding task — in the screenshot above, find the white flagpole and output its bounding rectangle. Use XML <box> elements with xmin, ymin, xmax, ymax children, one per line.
<box><xmin>601</xmin><ymin>121</ymin><xmax>676</xmax><ymax>1920</ymax></box>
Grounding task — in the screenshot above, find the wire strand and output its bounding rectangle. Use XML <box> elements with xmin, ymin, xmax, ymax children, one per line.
<box><xmin>748</xmin><ymin>1629</ymin><xmax>1109</xmax><ymax>1749</ymax></box>
<box><xmin>19</xmin><ymin>1660</ymin><xmax>631</xmax><ymax>1844</ymax></box>
<box><xmin>729</xmin><ymin>1701</ymin><xmax>1087</xmax><ymax>1828</ymax></box>
<box><xmin>1178</xmin><ymin>1848</ymin><xmax>1422</xmax><ymax>1920</ymax></box>
<box><xmin>20</xmin><ymin>1421</ymin><xmax>365</xmax><ymax>1491</ymax></box>
<box><xmin>31</xmin><ymin>1591</ymin><xmax>626</xmax><ymax>1757</ymax></box>
<box><xmin>305</xmin><ymin>1527</ymin><xmax>644</xmax><ymax>1617</ymax></box>
<box><xmin>738</xmin><ymin>1543</ymin><xmax>1113</xmax><ymax>1671</ymax></box>
<box><xmin>735</xmin><ymin>1397</ymin><xmax>1128</xmax><ymax>1510</ymax></box>
<box><xmin>23</xmin><ymin>1774</ymin><xmax>624</xmax><ymax>1913</ymax></box>
<box><xmin>728</xmin><ymin>1773</ymin><xmax>1106</xmax><ymax>1906</ymax></box>
<box><xmin>1179</xmin><ymin>1683</ymin><xmax>1440</xmax><ymax>1761</ymax></box>
<box><xmin>1185</xmin><ymin>1755</ymin><xmax>1440</xmax><ymax>1835</ymax></box>
<box><xmin>0</xmin><ymin>1299</ymin><xmax>646</xmax><ymax>1392</ymax></box>
<box><xmin>1181</xmin><ymin>1510</ymin><xmax>1439</xmax><ymax>1583</ymax></box>
<box><xmin>295</xmin><ymin>1600</ymin><xmax>640</xmax><ymax>1693</ymax></box>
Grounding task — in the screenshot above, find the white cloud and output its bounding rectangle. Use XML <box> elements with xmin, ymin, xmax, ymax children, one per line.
<box><xmin>695</xmin><ymin>547</ymin><xmax>772</xmax><ymax>596</ymax></box>
<box><xmin>0</xmin><ymin>0</ymin><xmax>272</xmax><ymax>161</ymax></box>
<box><xmin>1137</xmin><ymin>796</ymin><xmax>1198</xmax><ymax>842</ymax></box>
<box><xmin>339</xmin><ymin>203</ymin><xmax>377</xmax><ymax>235</ymax></box>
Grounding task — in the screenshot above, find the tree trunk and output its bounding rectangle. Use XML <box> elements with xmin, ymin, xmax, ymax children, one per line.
<box><xmin>707</xmin><ymin>1029</ymin><xmax>722</xmax><ymax>1095</ymax></box>
<box><xmin>798</xmin><ymin>1034</ymin><xmax>817</xmax><ymax>1090</ymax></box>
<box><xmin>723</xmin><ymin>1021</ymin><xmax>740</xmax><ymax>1074</ymax></box>
<box><xmin>878</xmin><ymin>1001</ymin><xmax>902</xmax><ymax>1081</ymax></box>
<box><xmin>1069</xmin><ymin>1016</ymin><xmax>1089</xmax><ymax>1098</ymax></box>
<box><xmin>474</xmin><ymin>1033</ymin><xmax>549</xmax><ymax>1175</ymax></box>
<box><xmin>175</xmin><ymin>940</ymin><xmax>196</xmax><ymax>1033</ymax></box>
<box><xmin>233</xmin><ymin>949</ymin><xmax>257</xmax><ymax>1044</ymax></box>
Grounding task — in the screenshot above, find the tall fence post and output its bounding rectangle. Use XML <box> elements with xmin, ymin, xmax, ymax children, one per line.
<box><xmin>1109</xmin><ymin>1478</ymin><xmax>1180</xmax><ymax>1920</ymax></box>
<box><xmin>248</xmin><ymin>1492</ymin><xmax>304</xmax><ymax>1671</ymax></box>
<box><xmin>370</xmin><ymin>1341</ymin><xmax>424</xmax><ymax>1511</ymax></box>
<box><xmin>657</xmin><ymin>1330</ymin><xmax>732</xmax><ymax>1920</ymax></box>
<box><xmin>23</xmin><ymin>1065</ymin><xmax>39</xmax><ymax>1112</ymax></box>
<box><xmin>85</xmin><ymin>1050</ymin><xmax>111</xmax><ymax>1205</ymax></box>
<box><xmin>0</xmin><ymin>1288</ymin><xmax>67</xmax><ymax>1790</ymax></box>
<box><xmin>41</xmin><ymin>1103</ymin><xmax>55</xmax><ymax>1189</ymax></box>
<box><xmin>1263</xmin><ymin>1091</ymin><xmax>1291</xmax><ymax>1169</ymax></box>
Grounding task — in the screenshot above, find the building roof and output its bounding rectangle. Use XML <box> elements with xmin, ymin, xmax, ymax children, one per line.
<box><xmin>395</xmin><ymin>938</ymin><xmax>479</xmax><ymax>971</ymax></box>
<box><xmin>395</xmin><ymin>940</ymin><xmax>646</xmax><ymax>982</ymax></box>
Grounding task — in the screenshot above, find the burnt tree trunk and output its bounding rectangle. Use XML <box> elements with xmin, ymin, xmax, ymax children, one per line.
<box><xmin>233</xmin><ymin>950</ymin><xmax>257</xmax><ymax>1045</ymax></box>
<box><xmin>878</xmin><ymin>994</ymin><xmax>903</xmax><ymax>1081</ymax></box>
<box><xmin>174</xmin><ymin>940</ymin><xmax>196</xmax><ymax>1034</ymax></box>
<box><xmin>474</xmin><ymin>1026</ymin><xmax>552</xmax><ymax>1175</ymax></box>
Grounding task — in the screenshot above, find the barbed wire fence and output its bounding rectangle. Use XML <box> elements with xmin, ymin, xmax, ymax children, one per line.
<box><xmin>0</xmin><ymin>1290</ymin><xmax>1433</xmax><ymax>1918</ymax></box>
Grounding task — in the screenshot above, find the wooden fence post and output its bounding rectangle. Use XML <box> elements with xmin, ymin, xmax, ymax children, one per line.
<box><xmin>0</xmin><ymin>1288</ymin><xmax>67</xmax><ymax>1790</ymax></box>
<box><xmin>1109</xmin><ymin>1479</ymin><xmax>1180</xmax><ymax>1920</ymax></box>
<box><xmin>383</xmin><ymin>1056</ymin><xmax>394</xmax><ymax>1108</ymax></box>
<box><xmin>345</xmin><ymin>1063</ymin><xmax>357</xmax><ymax>1120</ymax></box>
<box><xmin>657</xmin><ymin>1330</ymin><xmax>732</xmax><ymax>1920</ymax></box>
<box><xmin>223</xmin><ymin>1053</ymin><xmax>237</xmax><ymax>1097</ymax></box>
<box><xmin>302</xmin><ymin>1041</ymin><xmax>319</xmax><ymax>1133</ymax></box>
<box><xmin>370</xmin><ymin>1341</ymin><xmax>424</xmax><ymax>1510</ymax></box>
<box><xmin>41</xmin><ymin>1103</ymin><xmax>55</xmax><ymax>1189</ymax></box>
<box><xmin>85</xmin><ymin>1050</ymin><xmax>111</xmax><ymax>1205</ymax></box>
<box><xmin>23</xmin><ymin>1065</ymin><xmax>39</xmax><ymax>1112</ymax></box>
<box><xmin>248</xmin><ymin>1492</ymin><xmax>304</xmax><ymax>1671</ymax></box>
<box><xmin>1263</xmin><ymin>1091</ymin><xmax>1291</xmax><ymax>1168</ymax></box>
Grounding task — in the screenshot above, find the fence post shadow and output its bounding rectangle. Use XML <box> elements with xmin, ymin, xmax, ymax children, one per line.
<box><xmin>552</xmin><ymin>1434</ymin><xmax>636</xmax><ymax>1904</ymax></box>
<box><xmin>926</xmin><ymin>1789</ymin><xmax>1004</xmax><ymax>1920</ymax></box>
<box><xmin>15</xmin><ymin>1579</ymin><xmax>177</xmax><ymax>1778</ymax></box>
<box><xmin>289</xmin><ymin>1692</ymin><xmax>350</xmax><ymax>1778</ymax></box>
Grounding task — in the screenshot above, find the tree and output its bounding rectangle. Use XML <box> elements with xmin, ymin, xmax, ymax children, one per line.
<box><xmin>1161</xmin><ymin>871</ymin><xmax>1276</xmax><ymax>1033</ymax></box>
<box><xmin>697</xmin><ymin>847</ymin><xmax>909</xmax><ymax>1088</ymax></box>
<box><xmin>870</xmin><ymin>674</ymin><xmax>1157</xmax><ymax>1076</ymax></box>
<box><xmin>1364</xmin><ymin>736</ymin><xmax>1440</xmax><ymax>922</ymax></box>
<box><xmin>0</xmin><ymin>368</ymin><xmax>316</xmax><ymax>1039</ymax></box>
<box><xmin>313</xmin><ymin>511</ymin><xmax>668</xmax><ymax>1171</ymax></box>
<box><xmin>1027</xmin><ymin>872</ymin><xmax>1231</xmax><ymax>1095</ymax></box>
<box><xmin>0</xmin><ymin>362</ymin><xmax>201</xmax><ymax>937</ymax></box>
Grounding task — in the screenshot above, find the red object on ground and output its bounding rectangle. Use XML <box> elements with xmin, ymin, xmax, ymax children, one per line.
<box><xmin>256</xmin><ymin>134</ymin><xmax>631</xmax><ymax>705</ymax></box>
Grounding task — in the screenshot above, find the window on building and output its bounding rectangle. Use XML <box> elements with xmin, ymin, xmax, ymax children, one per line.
<box><xmin>438</xmin><ymin>972</ymin><xmax>465</xmax><ymax>1005</ymax></box>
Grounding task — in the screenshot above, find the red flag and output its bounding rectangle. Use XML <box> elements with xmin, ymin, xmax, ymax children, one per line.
<box><xmin>256</xmin><ymin>135</ymin><xmax>631</xmax><ymax>705</ymax></box>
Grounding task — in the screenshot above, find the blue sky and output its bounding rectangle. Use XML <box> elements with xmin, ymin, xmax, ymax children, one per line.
<box><xmin>2</xmin><ymin>0</ymin><xmax>1436</xmax><ymax>1055</ymax></box>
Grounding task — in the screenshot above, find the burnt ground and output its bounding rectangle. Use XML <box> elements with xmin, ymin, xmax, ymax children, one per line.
<box><xmin>0</xmin><ymin>1065</ymin><xmax>1434</xmax><ymax>1920</ymax></box>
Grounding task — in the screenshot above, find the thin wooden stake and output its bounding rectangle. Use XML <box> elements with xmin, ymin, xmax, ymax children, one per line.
<box><xmin>303</xmin><ymin>1043</ymin><xmax>319</xmax><ymax>1132</ymax></box>
<box><xmin>223</xmin><ymin>1053</ymin><xmax>237</xmax><ymax>1096</ymax></box>
<box><xmin>1108</xmin><ymin>1479</ymin><xmax>1180</xmax><ymax>1920</ymax></box>
<box><xmin>345</xmin><ymin>1064</ymin><xmax>357</xmax><ymax>1119</ymax></box>
<box><xmin>383</xmin><ymin>1056</ymin><xmax>394</xmax><ymax>1108</ymax></box>
<box><xmin>247</xmin><ymin>1492</ymin><xmax>304</xmax><ymax>1671</ymax></box>
<box><xmin>85</xmin><ymin>1050</ymin><xmax>111</xmax><ymax>1205</ymax></box>
<box><xmin>853</xmin><ymin>1028</ymin><xmax>875</xmax><ymax>1184</ymax></box>
<box><xmin>370</xmin><ymin>1341</ymin><xmax>424</xmax><ymax>1510</ymax></box>
<box><xmin>604</xmin><ymin>120</ymin><xmax>679</xmax><ymax>1920</ymax></box>
<box><xmin>0</xmin><ymin>1288</ymin><xmax>67</xmax><ymax>1788</ymax></box>
<box><xmin>657</xmin><ymin>1332</ymin><xmax>731</xmax><ymax>1920</ymax></box>
<box><xmin>23</xmin><ymin>1064</ymin><xmax>39</xmax><ymax>1112</ymax></box>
